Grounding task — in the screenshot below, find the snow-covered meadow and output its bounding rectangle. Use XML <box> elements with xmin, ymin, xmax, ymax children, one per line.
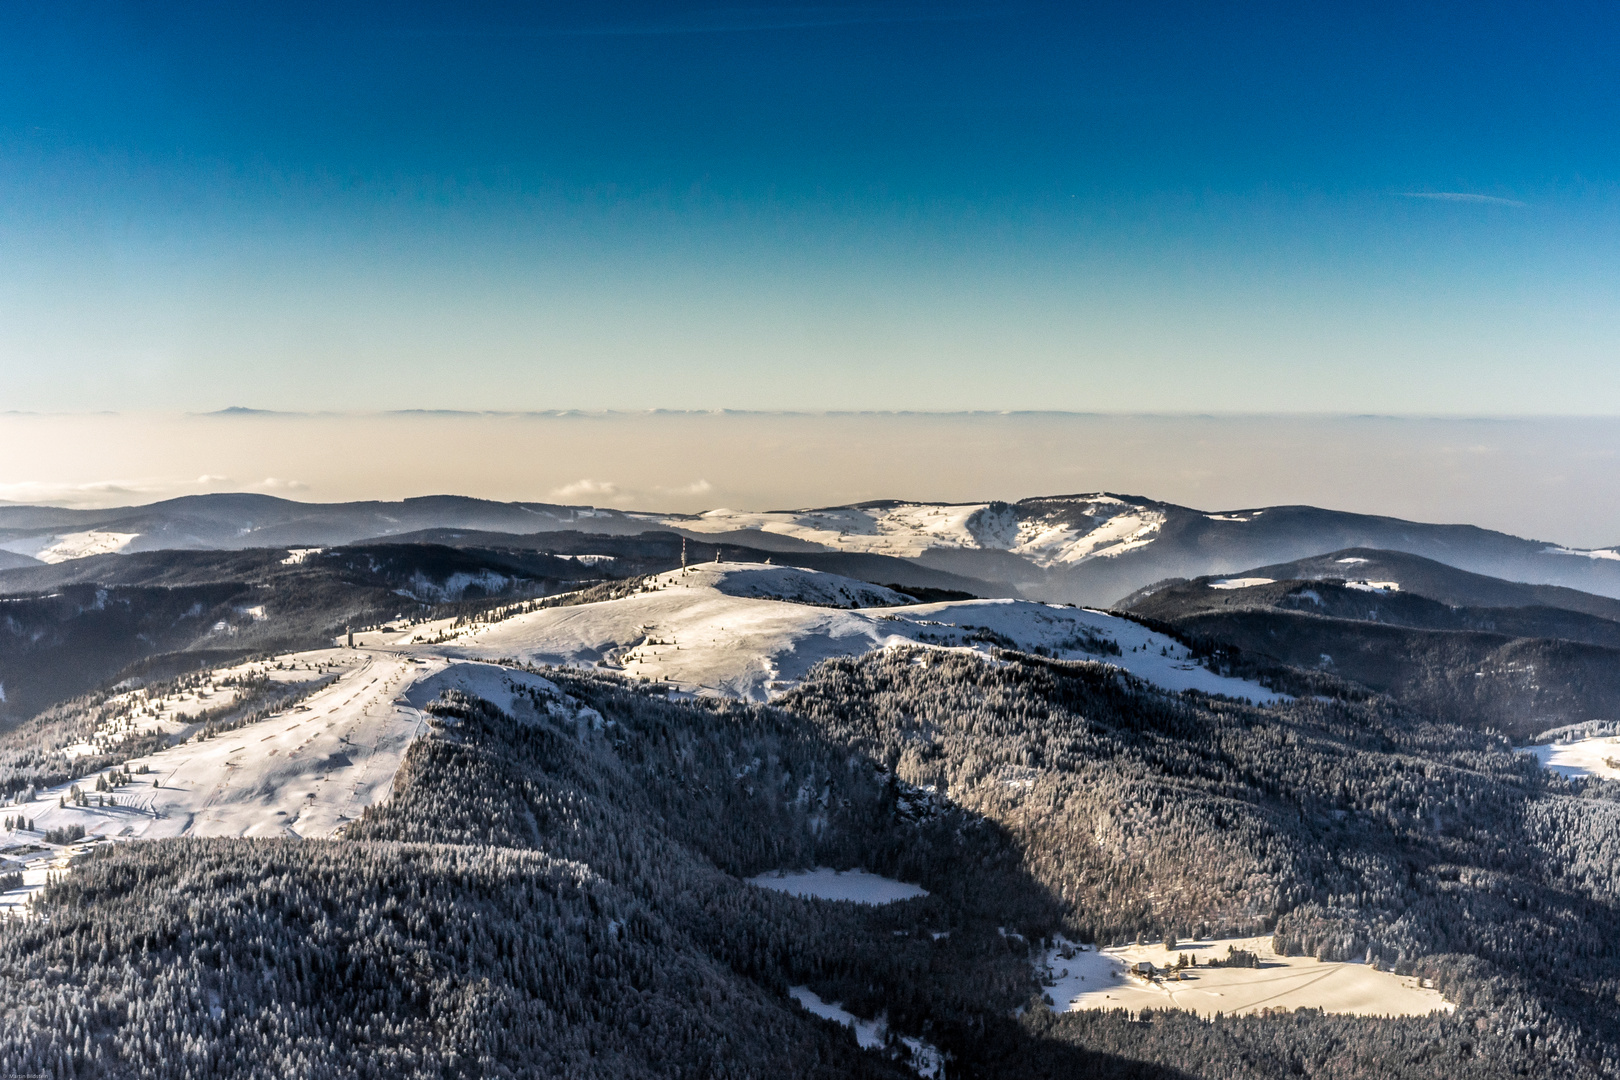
<box><xmin>1036</xmin><ymin>936</ymin><xmax>1452</xmax><ymax>1019</ymax></box>
<box><xmin>1520</xmin><ymin>735</ymin><xmax>1620</xmax><ymax>780</ymax></box>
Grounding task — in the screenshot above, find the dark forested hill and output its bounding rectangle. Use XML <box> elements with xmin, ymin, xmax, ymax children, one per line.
<box><xmin>361</xmin><ymin>528</ymin><xmax>1012</xmax><ymax>598</ymax></box>
<box><xmin>1124</xmin><ymin>549</ymin><xmax>1620</xmax><ymax>625</ymax></box>
<box><xmin>1121</xmin><ymin>574</ymin><xmax>1620</xmax><ymax>741</ymax></box>
<box><xmin>4</xmin><ymin>650</ymin><xmax>1619</xmax><ymax>1078</ymax></box>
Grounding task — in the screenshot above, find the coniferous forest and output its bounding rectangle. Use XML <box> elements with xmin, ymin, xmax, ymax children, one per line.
<box><xmin>3</xmin><ymin>644</ymin><xmax>1619</xmax><ymax>1078</ymax></box>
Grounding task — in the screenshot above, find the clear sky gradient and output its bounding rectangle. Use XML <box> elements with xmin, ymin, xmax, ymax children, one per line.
<box><xmin>3</xmin><ymin>1</ymin><xmax>1618</xmax><ymax>413</ymax></box>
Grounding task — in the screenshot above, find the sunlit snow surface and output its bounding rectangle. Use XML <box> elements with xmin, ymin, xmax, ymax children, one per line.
<box><xmin>443</xmin><ymin>563</ymin><xmax>1287</xmax><ymax>703</ymax></box>
<box><xmin>1520</xmin><ymin>737</ymin><xmax>1620</xmax><ymax>780</ymax></box>
<box><xmin>1209</xmin><ymin>577</ymin><xmax>1274</xmax><ymax>589</ymax></box>
<box><xmin>1039</xmin><ymin>936</ymin><xmax>1452</xmax><ymax>1018</ymax></box>
<box><xmin>0</xmin><ymin>529</ymin><xmax>140</xmax><ymax>563</ymax></box>
<box><xmin>747</xmin><ymin>867</ymin><xmax>928</xmax><ymax>904</ymax></box>
<box><xmin>653</xmin><ymin>496</ymin><xmax>1166</xmax><ymax>566</ymax></box>
<box><xmin>1545</xmin><ymin>545</ymin><xmax>1620</xmax><ymax>562</ymax></box>
<box><xmin>1344</xmin><ymin>579</ymin><xmax>1401</xmax><ymax>593</ymax></box>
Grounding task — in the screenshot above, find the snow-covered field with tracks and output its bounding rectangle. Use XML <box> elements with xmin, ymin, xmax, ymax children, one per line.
<box><xmin>1037</xmin><ymin>936</ymin><xmax>1452</xmax><ymax>1018</ymax></box>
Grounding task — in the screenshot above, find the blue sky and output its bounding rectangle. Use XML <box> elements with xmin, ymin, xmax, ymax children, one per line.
<box><xmin>2</xmin><ymin>0</ymin><xmax>1617</xmax><ymax>412</ymax></box>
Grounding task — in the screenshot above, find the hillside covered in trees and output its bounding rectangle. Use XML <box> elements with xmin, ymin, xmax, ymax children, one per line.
<box><xmin>3</xmin><ymin>641</ymin><xmax>1619</xmax><ymax>1078</ymax></box>
<box><xmin>1123</xmin><ymin>574</ymin><xmax>1620</xmax><ymax>742</ymax></box>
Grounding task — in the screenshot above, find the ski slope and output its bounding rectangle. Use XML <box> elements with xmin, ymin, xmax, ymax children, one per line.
<box><xmin>4</xmin><ymin>656</ymin><xmax>563</xmax><ymax>850</ymax></box>
<box><xmin>440</xmin><ymin>562</ymin><xmax>1285</xmax><ymax>703</ymax></box>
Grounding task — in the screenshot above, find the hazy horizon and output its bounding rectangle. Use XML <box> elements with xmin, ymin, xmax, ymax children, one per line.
<box><xmin>4</xmin><ymin>410</ymin><xmax>1618</xmax><ymax>548</ymax></box>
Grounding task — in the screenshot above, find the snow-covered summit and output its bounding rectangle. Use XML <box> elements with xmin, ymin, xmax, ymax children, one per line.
<box><xmin>437</xmin><ymin>560</ymin><xmax>1284</xmax><ymax>704</ymax></box>
<box><xmin>648</xmin><ymin>561</ymin><xmax>913</xmax><ymax>608</ymax></box>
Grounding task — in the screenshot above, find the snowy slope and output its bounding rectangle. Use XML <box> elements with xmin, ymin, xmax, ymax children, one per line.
<box><xmin>660</xmin><ymin>496</ymin><xmax>1167</xmax><ymax>568</ymax></box>
<box><xmin>3</xmin><ymin>655</ymin><xmax>561</xmax><ymax>848</ymax></box>
<box><xmin>441</xmin><ymin>562</ymin><xmax>1284</xmax><ymax>703</ymax></box>
<box><xmin>0</xmin><ymin>530</ymin><xmax>141</xmax><ymax>564</ymax></box>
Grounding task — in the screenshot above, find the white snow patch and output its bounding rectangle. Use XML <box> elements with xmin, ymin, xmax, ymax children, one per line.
<box><xmin>1209</xmin><ymin>577</ymin><xmax>1274</xmax><ymax>590</ymax></box>
<box><xmin>281</xmin><ymin>547</ymin><xmax>323</xmax><ymax>565</ymax></box>
<box><xmin>748</xmin><ymin>867</ymin><xmax>928</xmax><ymax>904</ymax></box>
<box><xmin>1519</xmin><ymin>737</ymin><xmax>1620</xmax><ymax>780</ymax></box>
<box><xmin>1344</xmin><ymin>580</ymin><xmax>1400</xmax><ymax>593</ymax></box>
<box><xmin>1012</xmin><ymin>509</ymin><xmax>1165</xmax><ymax>566</ymax></box>
<box><xmin>1204</xmin><ymin>514</ymin><xmax>1250</xmax><ymax>522</ymax></box>
<box><xmin>1039</xmin><ymin>936</ymin><xmax>1451</xmax><ymax>1018</ymax></box>
<box><xmin>1335</xmin><ymin>557</ymin><xmax>1370</xmax><ymax>565</ymax></box>
<box><xmin>1545</xmin><ymin>546</ymin><xmax>1620</xmax><ymax>562</ymax></box>
<box><xmin>21</xmin><ymin>531</ymin><xmax>141</xmax><ymax>564</ymax></box>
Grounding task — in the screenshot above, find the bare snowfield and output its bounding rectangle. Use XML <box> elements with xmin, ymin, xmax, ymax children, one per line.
<box><xmin>1038</xmin><ymin>936</ymin><xmax>1451</xmax><ymax>1018</ymax></box>
<box><xmin>0</xmin><ymin>529</ymin><xmax>141</xmax><ymax>564</ymax></box>
<box><xmin>1521</xmin><ymin>736</ymin><xmax>1620</xmax><ymax>780</ymax></box>
<box><xmin>1345</xmin><ymin>580</ymin><xmax>1401</xmax><ymax>593</ymax></box>
<box><xmin>747</xmin><ymin>867</ymin><xmax>929</xmax><ymax>904</ymax></box>
<box><xmin>1209</xmin><ymin>577</ymin><xmax>1275</xmax><ymax>590</ymax></box>
<box><xmin>436</xmin><ymin>562</ymin><xmax>1286</xmax><ymax>703</ymax></box>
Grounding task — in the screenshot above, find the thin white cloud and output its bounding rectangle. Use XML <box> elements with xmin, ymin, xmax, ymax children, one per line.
<box><xmin>1402</xmin><ymin>192</ymin><xmax>1526</xmax><ymax>207</ymax></box>
<box><xmin>550</xmin><ymin>478</ymin><xmax>622</xmax><ymax>502</ymax></box>
<box><xmin>256</xmin><ymin>477</ymin><xmax>309</xmax><ymax>492</ymax></box>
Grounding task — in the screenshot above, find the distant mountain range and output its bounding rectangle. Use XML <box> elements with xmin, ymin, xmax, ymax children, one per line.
<box><xmin>3</xmin><ymin>492</ymin><xmax>1618</xmax><ymax>605</ymax></box>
